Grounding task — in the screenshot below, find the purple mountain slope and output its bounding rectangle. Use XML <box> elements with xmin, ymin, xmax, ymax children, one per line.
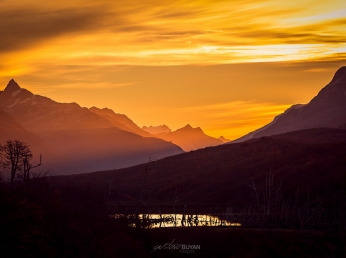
<box><xmin>233</xmin><ymin>66</ymin><xmax>346</xmax><ymax>142</ymax></box>
<box><xmin>89</xmin><ymin>107</ymin><xmax>151</xmax><ymax>137</ymax></box>
<box><xmin>0</xmin><ymin>79</ymin><xmax>114</xmax><ymax>132</ymax></box>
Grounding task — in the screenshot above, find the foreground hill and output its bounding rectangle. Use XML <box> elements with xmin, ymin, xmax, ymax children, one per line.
<box><xmin>0</xmin><ymin>80</ymin><xmax>184</xmax><ymax>174</ymax></box>
<box><xmin>53</xmin><ymin>127</ymin><xmax>346</xmax><ymax>205</ymax></box>
<box><xmin>234</xmin><ymin>66</ymin><xmax>346</xmax><ymax>142</ymax></box>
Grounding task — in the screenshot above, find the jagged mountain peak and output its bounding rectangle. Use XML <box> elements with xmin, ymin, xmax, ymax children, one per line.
<box><xmin>183</xmin><ymin>124</ymin><xmax>199</xmax><ymax>130</ymax></box>
<box><xmin>156</xmin><ymin>124</ymin><xmax>222</xmax><ymax>151</ymax></box>
<box><xmin>143</xmin><ymin>124</ymin><xmax>170</xmax><ymax>129</ymax></box>
<box><xmin>330</xmin><ymin>66</ymin><xmax>346</xmax><ymax>84</ymax></box>
<box><xmin>4</xmin><ymin>79</ymin><xmax>21</xmax><ymax>93</ymax></box>
<box><xmin>218</xmin><ymin>136</ymin><xmax>230</xmax><ymax>143</ymax></box>
<box><xmin>0</xmin><ymin>79</ymin><xmax>34</xmax><ymax>104</ymax></box>
<box><xmin>142</xmin><ymin>124</ymin><xmax>172</xmax><ymax>135</ymax></box>
<box><xmin>176</xmin><ymin>124</ymin><xmax>204</xmax><ymax>134</ymax></box>
<box><xmin>179</xmin><ymin>124</ymin><xmax>192</xmax><ymax>131</ymax></box>
<box><xmin>0</xmin><ymin>80</ymin><xmax>114</xmax><ymax>132</ymax></box>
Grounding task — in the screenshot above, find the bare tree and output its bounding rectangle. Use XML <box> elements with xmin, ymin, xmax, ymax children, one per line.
<box><xmin>0</xmin><ymin>139</ymin><xmax>41</xmax><ymax>186</ymax></box>
<box><xmin>20</xmin><ymin>153</ymin><xmax>42</xmax><ymax>183</ymax></box>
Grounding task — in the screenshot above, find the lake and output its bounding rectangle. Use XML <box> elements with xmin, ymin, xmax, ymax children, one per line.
<box><xmin>111</xmin><ymin>213</ymin><xmax>242</xmax><ymax>228</ymax></box>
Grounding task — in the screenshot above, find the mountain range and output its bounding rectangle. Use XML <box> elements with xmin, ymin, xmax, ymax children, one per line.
<box><xmin>0</xmin><ymin>79</ymin><xmax>225</xmax><ymax>175</ymax></box>
<box><xmin>0</xmin><ymin>80</ymin><xmax>184</xmax><ymax>174</ymax></box>
<box><xmin>142</xmin><ymin>125</ymin><xmax>172</xmax><ymax>135</ymax></box>
<box><xmin>142</xmin><ymin>124</ymin><xmax>223</xmax><ymax>151</ymax></box>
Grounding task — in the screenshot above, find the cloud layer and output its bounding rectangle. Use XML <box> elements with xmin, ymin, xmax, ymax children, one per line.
<box><xmin>2</xmin><ymin>0</ymin><xmax>345</xmax><ymax>64</ymax></box>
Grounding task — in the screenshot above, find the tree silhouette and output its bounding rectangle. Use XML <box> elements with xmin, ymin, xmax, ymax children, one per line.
<box><xmin>20</xmin><ymin>152</ymin><xmax>42</xmax><ymax>183</ymax></box>
<box><xmin>0</xmin><ymin>139</ymin><xmax>41</xmax><ymax>185</ymax></box>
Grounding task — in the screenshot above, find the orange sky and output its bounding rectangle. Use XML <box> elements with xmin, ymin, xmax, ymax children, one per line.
<box><xmin>1</xmin><ymin>0</ymin><xmax>345</xmax><ymax>139</ymax></box>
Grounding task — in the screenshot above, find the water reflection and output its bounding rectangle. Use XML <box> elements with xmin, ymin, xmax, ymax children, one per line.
<box><xmin>112</xmin><ymin>213</ymin><xmax>241</xmax><ymax>228</ymax></box>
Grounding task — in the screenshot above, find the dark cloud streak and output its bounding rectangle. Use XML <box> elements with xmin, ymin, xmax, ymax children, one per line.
<box><xmin>0</xmin><ymin>5</ymin><xmax>112</xmax><ymax>53</ymax></box>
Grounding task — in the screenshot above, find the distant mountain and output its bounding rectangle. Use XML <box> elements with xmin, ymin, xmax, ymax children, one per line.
<box><xmin>218</xmin><ymin>136</ymin><xmax>230</xmax><ymax>143</ymax></box>
<box><xmin>0</xmin><ymin>80</ymin><xmax>184</xmax><ymax>174</ymax></box>
<box><xmin>152</xmin><ymin>124</ymin><xmax>223</xmax><ymax>152</ymax></box>
<box><xmin>89</xmin><ymin>107</ymin><xmax>151</xmax><ymax>137</ymax></box>
<box><xmin>142</xmin><ymin>125</ymin><xmax>172</xmax><ymax>135</ymax></box>
<box><xmin>233</xmin><ymin>66</ymin><xmax>346</xmax><ymax>142</ymax></box>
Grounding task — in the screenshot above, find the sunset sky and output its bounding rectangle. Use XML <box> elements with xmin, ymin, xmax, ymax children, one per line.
<box><xmin>1</xmin><ymin>0</ymin><xmax>345</xmax><ymax>139</ymax></box>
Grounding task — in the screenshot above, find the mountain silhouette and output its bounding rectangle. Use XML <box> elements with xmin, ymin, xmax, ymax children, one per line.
<box><xmin>148</xmin><ymin>124</ymin><xmax>223</xmax><ymax>151</ymax></box>
<box><xmin>234</xmin><ymin>66</ymin><xmax>346</xmax><ymax>142</ymax></box>
<box><xmin>142</xmin><ymin>124</ymin><xmax>172</xmax><ymax>135</ymax></box>
<box><xmin>0</xmin><ymin>79</ymin><xmax>113</xmax><ymax>132</ymax></box>
<box><xmin>218</xmin><ymin>136</ymin><xmax>230</xmax><ymax>143</ymax></box>
<box><xmin>89</xmin><ymin>107</ymin><xmax>151</xmax><ymax>137</ymax></box>
<box><xmin>0</xmin><ymin>80</ymin><xmax>184</xmax><ymax>174</ymax></box>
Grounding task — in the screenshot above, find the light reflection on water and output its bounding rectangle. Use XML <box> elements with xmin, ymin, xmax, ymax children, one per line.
<box><xmin>113</xmin><ymin>214</ymin><xmax>242</xmax><ymax>228</ymax></box>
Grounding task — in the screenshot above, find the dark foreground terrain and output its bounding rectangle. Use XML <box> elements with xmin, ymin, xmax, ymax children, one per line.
<box><xmin>1</xmin><ymin>128</ymin><xmax>346</xmax><ymax>257</ymax></box>
<box><xmin>1</xmin><ymin>179</ymin><xmax>346</xmax><ymax>258</ymax></box>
